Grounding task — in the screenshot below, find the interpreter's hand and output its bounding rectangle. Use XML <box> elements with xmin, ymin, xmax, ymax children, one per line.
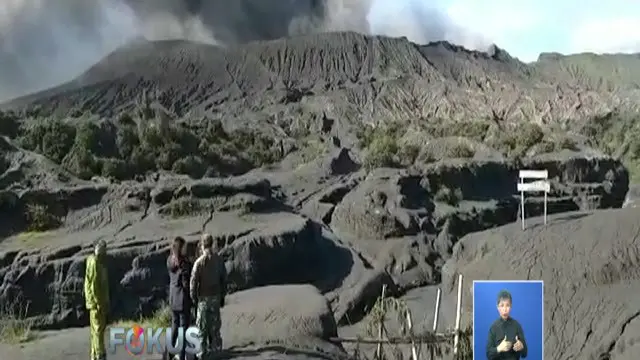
<box><xmin>497</xmin><ymin>335</ymin><xmax>512</xmax><ymax>352</ymax></box>
<box><xmin>513</xmin><ymin>336</ymin><xmax>524</xmax><ymax>351</ymax></box>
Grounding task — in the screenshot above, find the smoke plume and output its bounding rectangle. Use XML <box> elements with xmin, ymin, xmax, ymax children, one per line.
<box><xmin>0</xmin><ymin>0</ymin><xmax>489</xmax><ymax>102</ymax></box>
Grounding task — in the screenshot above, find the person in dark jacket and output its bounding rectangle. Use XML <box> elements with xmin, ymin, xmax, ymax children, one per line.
<box><xmin>167</xmin><ymin>236</ymin><xmax>193</xmax><ymax>360</ymax></box>
<box><xmin>485</xmin><ymin>290</ymin><xmax>528</xmax><ymax>360</ymax></box>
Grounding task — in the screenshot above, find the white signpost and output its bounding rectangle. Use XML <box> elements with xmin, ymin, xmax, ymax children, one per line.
<box><xmin>517</xmin><ymin>170</ymin><xmax>550</xmax><ymax>230</ymax></box>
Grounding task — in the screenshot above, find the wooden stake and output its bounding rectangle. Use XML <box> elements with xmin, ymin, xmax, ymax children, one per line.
<box><xmin>405</xmin><ymin>309</ymin><xmax>419</xmax><ymax>360</ymax></box>
<box><xmin>376</xmin><ymin>284</ymin><xmax>387</xmax><ymax>360</ymax></box>
<box><xmin>431</xmin><ymin>287</ymin><xmax>442</xmax><ymax>360</ymax></box>
<box><xmin>453</xmin><ymin>274</ymin><xmax>463</xmax><ymax>355</ymax></box>
<box><xmin>432</xmin><ymin>288</ymin><xmax>441</xmax><ymax>332</ymax></box>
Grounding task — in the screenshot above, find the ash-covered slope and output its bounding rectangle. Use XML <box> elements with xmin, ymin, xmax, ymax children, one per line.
<box><xmin>534</xmin><ymin>51</ymin><xmax>640</xmax><ymax>90</ymax></box>
<box><xmin>340</xmin><ymin>207</ymin><xmax>640</xmax><ymax>360</ymax></box>
<box><xmin>4</xmin><ymin>32</ymin><xmax>640</xmax><ymax>125</ymax></box>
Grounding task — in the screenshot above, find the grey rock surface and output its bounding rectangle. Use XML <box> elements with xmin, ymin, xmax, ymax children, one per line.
<box><xmin>339</xmin><ymin>209</ymin><xmax>640</xmax><ymax>360</ymax></box>
<box><xmin>222</xmin><ymin>285</ymin><xmax>343</xmax><ymax>353</ymax></box>
<box><xmin>437</xmin><ymin>208</ymin><xmax>640</xmax><ymax>360</ymax></box>
<box><xmin>0</xmin><ymin>151</ymin><xmax>627</xmax><ymax>331</ymax></box>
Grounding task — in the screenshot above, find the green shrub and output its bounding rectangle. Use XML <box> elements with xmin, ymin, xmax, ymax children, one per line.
<box><xmin>580</xmin><ymin>113</ymin><xmax>615</xmax><ymax>147</ymax></box>
<box><xmin>112</xmin><ymin>303</ymin><xmax>171</xmax><ymax>329</ymax></box>
<box><xmin>116</xmin><ymin>112</ymin><xmax>136</xmax><ymax>127</ymax></box>
<box><xmin>25</xmin><ymin>203</ymin><xmax>62</xmax><ymax>232</ymax></box>
<box><xmin>356</xmin><ymin>122</ymin><xmax>405</xmax><ymax>170</ymax></box>
<box><xmin>355</xmin><ymin>122</ymin><xmax>402</xmax><ymax>148</ymax></box>
<box><xmin>488</xmin><ymin>123</ymin><xmax>544</xmax><ymax>158</ymax></box>
<box><xmin>445</xmin><ymin>143</ymin><xmax>475</xmax><ymax>158</ymax></box>
<box><xmin>580</xmin><ymin>112</ymin><xmax>640</xmax><ymax>181</ymax></box>
<box><xmin>13</xmin><ymin>113</ymin><xmax>288</xmax><ymax>180</ymax></box>
<box><xmin>155</xmin><ymin>142</ymin><xmax>184</xmax><ymax>170</ymax></box>
<box><xmin>397</xmin><ymin>144</ymin><xmax>421</xmax><ymax>166</ymax></box>
<box><xmin>363</xmin><ymin>134</ymin><xmax>399</xmax><ymax>170</ymax></box>
<box><xmin>424</xmin><ymin>120</ymin><xmax>490</xmax><ymax>142</ymax></box>
<box><xmin>231</xmin><ymin>129</ymin><xmax>280</xmax><ymax>166</ymax></box>
<box><xmin>100</xmin><ymin>158</ymin><xmax>128</xmax><ymax>179</ymax></box>
<box><xmin>162</xmin><ymin>198</ymin><xmax>203</xmax><ymax>217</ymax></box>
<box><xmin>535</xmin><ymin>141</ymin><xmax>556</xmax><ymax>154</ymax></box>
<box><xmin>555</xmin><ymin>137</ymin><xmax>579</xmax><ymax>151</ymax></box>
<box><xmin>0</xmin><ymin>295</ymin><xmax>37</xmax><ymax>344</ymax></box>
<box><xmin>416</xmin><ymin>150</ymin><xmax>437</xmax><ymax>164</ymax></box>
<box><xmin>516</xmin><ymin>123</ymin><xmax>545</xmax><ymax>149</ymax></box>
<box><xmin>61</xmin><ymin>145</ymin><xmax>99</xmax><ymax>179</ymax></box>
<box><xmin>74</xmin><ymin>122</ymin><xmax>102</xmax><ymax>153</ymax></box>
<box><xmin>298</xmin><ymin>138</ymin><xmax>328</xmax><ymax>162</ymax></box>
<box><xmin>18</xmin><ymin>118</ymin><xmax>76</xmax><ymax>163</ymax></box>
<box><xmin>172</xmin><ymin>156</ymin><xmax>206</xmax><ymax>178</ymax></box>
<box><xmin>580</xmin><ymin>112</ymin><xmax>635</xmax><ymax>155</ymax></box>
<box><xmin>355</xmin><ymin>124</ymin><xmax>377</xmax><ymax>148</ymax></box>
<box><xmin>434</xmin><ymin>186</ymin><xmax>463</xmax><ymax>205</ymax></box>
<box><xmin>128</xmin><ymin>147</ymin><xmax>156</xmax><ymax>175</ymax></box>
<box><xmin>115</xmin><ymin>124</ymin><xmax>140</xmax><ymax>158</ymax></box>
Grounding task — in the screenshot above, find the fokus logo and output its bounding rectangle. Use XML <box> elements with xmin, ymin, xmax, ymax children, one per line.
<box><xmin>108</xmin><ymin>324</ymin><xmax>201</xmax><ymax>356</ymax></box>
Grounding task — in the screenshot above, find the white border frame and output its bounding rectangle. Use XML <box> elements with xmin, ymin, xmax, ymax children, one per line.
<box><xmin>472</xmin><ymin>280</ymin><xmax>545</xmax><ymax>360</ymax></box>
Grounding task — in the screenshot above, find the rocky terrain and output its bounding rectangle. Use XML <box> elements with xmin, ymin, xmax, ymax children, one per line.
<box><xmin>341</xmin><ymin>208</ymin><xmax>640</xmax><ymax>360</ymax></box>
<box><xmin>0</xmin><ymin>32</ymin><xmax>639</xmax><ymax>359</ymax></box>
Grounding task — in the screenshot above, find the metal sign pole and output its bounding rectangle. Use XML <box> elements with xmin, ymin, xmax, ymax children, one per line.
<box><xmin>520</xmin><ymin>186</ymin><xmax>525</xmax><ymax>230</ymax></box>
<box><xmin>544</xmin><ymin>189</ymin><xmax>547</xmax><ymax>225</ymax></box>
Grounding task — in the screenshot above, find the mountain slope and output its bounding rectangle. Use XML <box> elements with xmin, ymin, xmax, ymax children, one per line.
<box><xmin>534</xmin><ymin>52</ymin><xmax>640</xmax><ymax>90</ymax></box>
<box><xmin>3</xmin><ymin>32</ymin><xmax>640</xmax><ymax>126</ymax></box>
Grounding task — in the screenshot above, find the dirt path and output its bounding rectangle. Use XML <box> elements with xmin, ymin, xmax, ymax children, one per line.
<box><xmin>0</xmin><ymin>327</ymin><xmax>166</xmax><ymax>360</ymax></box>
<box><xmin>0</xmin><ymin>327</ymin><xmax>343</xmax><ymax>360</ymax></box>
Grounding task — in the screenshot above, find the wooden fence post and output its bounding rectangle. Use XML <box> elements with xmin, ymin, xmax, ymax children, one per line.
<box><xmin>328</xmin><ymin>280</ymin><xmax>470</xmax><ymax>360</ymax></box>
<box><xmin>432</xmin><ymin>288</ymin><xmax>441</xmax><ymax>332</ymax></box>
<box><xmin>431</xmin><ymin>288</ymin><xmax>442</xmax><ymax>360</ymax></box>
<box><xmin>376</xmin><ymin>284</ymin><xmax>387</xmax><ymax>360</ymax></box>
<box><xmin>453</xmin><ymin>274</ymin><xmax>463</xmax><ymax>355</ymax></box>
<box><xmin>405</xmin><ymin>309</ymin><xmax>419</xmax><ymax>360</ymax></box>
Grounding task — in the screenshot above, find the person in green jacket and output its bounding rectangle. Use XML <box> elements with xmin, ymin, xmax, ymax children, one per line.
<box><xmin>84</xmin><ymin>239</ymin><xmax>110</xmax><ymax>360</ymax></box>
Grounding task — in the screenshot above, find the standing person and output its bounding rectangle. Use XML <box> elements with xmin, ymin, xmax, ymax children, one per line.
<box><xmin>167</xmin><ymin>236</ymin><xmax>193</xmax><ymax>360</ymax></box>
<box><xmin>485</xmin><ymin>290</ymin><xmax>528</xmax><ymax>360</ymax></box>
<box><xmin>190</xmin><ymin>234</ymin><xmax>227</xmax><ymax>360</ymax></box>
<box><xmin>84</xmin><ymin>239</ymin><xmax>110</xmax><ymax>360</ymax></box>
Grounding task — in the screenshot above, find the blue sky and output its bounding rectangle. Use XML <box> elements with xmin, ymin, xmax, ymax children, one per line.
<box><xmin>367</xmin><ymin>0</ymin><xmax>640</xmax><ymax>62</ymax></box>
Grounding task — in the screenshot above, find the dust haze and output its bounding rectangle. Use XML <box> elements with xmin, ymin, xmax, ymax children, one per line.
<box><xmin>0</xmin><ymin>0</ymin><xmax>489</xmax><ymax>102</ymax></box>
